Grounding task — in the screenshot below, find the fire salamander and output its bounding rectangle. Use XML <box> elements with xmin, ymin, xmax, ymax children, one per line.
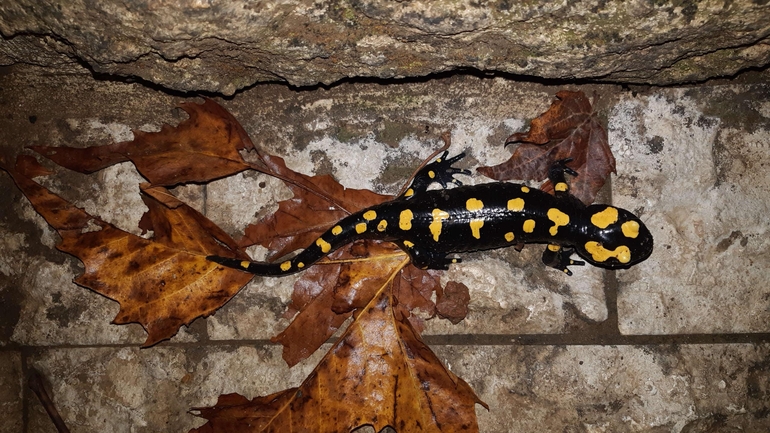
<box><xmin>207</xmin><ymin>152</ymin><xmax>653</xmax><ymax>276</ymax></box>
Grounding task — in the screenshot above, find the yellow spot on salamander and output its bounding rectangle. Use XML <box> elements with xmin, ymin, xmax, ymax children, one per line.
<box><xmin>316</xmin><ymin>238</ymin><xmax>331</xmax><ymax>253</ymax></box>
<box><xmin>298</xmin><ymin>262</ymin><xmax>305</xmax><ymax>268</ymax></box>
<box><xmin>240</xmin><ymin>261</ymin><xmax>251</xmax><ymax>269</ymax></box>
<box><xmin>555</xmin><ymin>182</ymin><xmax>568</xmax><ymax>192</ymax></box>
<box><xmin>521</xmin><ymin>186</ymin><xmax>530</xmax><ymax>193</ymax></box>
<box><xmin>363</xmin><ymin>210</ymin><xmax>377</xmax><ymax>220</ymax></box>
<box><xmin>466</xmin><ymin>198</ymin><xmax>486</xmax><ymax>239</ymax></box>
<box><xmin>331</xmin><ymin>225</ymin><xmax>343</xmax><ymax>236</ymax></box>
<box><xmin>547</xmin><ymin>208</ymin><xmax>570</xmax><ymax>236</ymax></box>
<box><xmin>469</xmin><ymin>219</ymin><xmax>484</xmax><ymax>239</ymax></box>
<box><xmin>466</xmin><ymin>198</ymin><xmax>484</xmax><ymax>211</ymax></box>
<box><xmin>403</xmin><ymin>240</ymin><xmax>415</xmax><ymax>248</ymax></box>
<box><xmin>548</xmin><ymin>244</ymin><xmax>561</xmax><ymax>252</ymax></box>
<box><xmin>591</xmin><ymin>207</ymin><xmax>619</xmax><ymax>229</ymax></box>
<box><xmin>355</xmin><ymin>222</ymin><xmax>367</xmax><ymax>234</ymax></box>
<box><xmin>405</xmin><ymin>188</ymin><xmax>414</xmax><ymax>198</ymax></box>
<box><xmin>377</xmin><ymin>220</ymin><xmax>388</xmax><ymax>232</ymax></box>
<box><xmin>429</xmin><ymin>208</ymin><xmax>450</xmax><ymax>242</ymax></box>
<box><xmin>428</xmin><ymin>170</ymin><xmax>435</xmax><ymax>179</ymax></box>
<box><xmin>523</xmin><ymin>219</ymin><xmax>536</xmax><ymax>233</ymax></box>
<box><xmin>621</xmin><ymin>220</ymin><xmax>640</xmax><ymax>238</ymax></box>
<box><xmin>399</xmin><ymin>209</ymin><xmax>413</xmax><ymax>230</ymax></box>
<box><xmin>505</xmin><ymin>232</ymin><xmax>515</xmax><ymax>242</ymax></box>
<box><xmin>280</xmin><ymin>261</ymin><xmax>291</xmax><ymax>271</ymax></box>
<box><xmin>507</xmin><ymin>198</ymin><xmax>525</xmax><ymax>212</ymax></box>
<box><xmin>584</xmin><ymin>241</ymin><xmax>631</xmax><ymax>264</ymax></box>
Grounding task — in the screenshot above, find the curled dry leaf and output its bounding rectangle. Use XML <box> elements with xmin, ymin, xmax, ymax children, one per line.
<box><xmin>477</xmin><ymin>90</ymin><xmax>616</xmax><ymax>204</ymax></box>
<box><xmin>191</xmin><ymin>273</ymin><xmax>486</xmax><ymax>433</ymax></box>
<box><xmin>30</xmin><ymin>99</ymin><xmax>254</xmax><ymax>186</ymax></box>
<box><xmin>436</xmin><ymin>281</ymin><xmax>471</xmax><ymax>325</ymax></box>
<box><xmin>1</xmin><ymin>156</ymin><xmax>253</xmax><ymax>346</ymax></box>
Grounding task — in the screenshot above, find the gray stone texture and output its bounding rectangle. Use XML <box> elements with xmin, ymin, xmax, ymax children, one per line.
<box><xmin>2</xmin><ymin>1</ymin><xmax>770</xmax><ymax>94</ymax></box>
<box><xmin>2</xmin><ymin>66</ymin><xmax>769</xmax><ymax>432</ymax></box>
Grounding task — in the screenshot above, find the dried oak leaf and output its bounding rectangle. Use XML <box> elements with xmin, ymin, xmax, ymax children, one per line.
<box><xmin>30</xmin><ymin>98</ymin><xmax>253</xmax><ymax>186</ymax></box>
<box><xmin>239</xmin><ymin>154</ymin><xmax>391</xmax><ymax>261</ymax></box>
<box><xmin>191</xmin><ymin>274</ymin><xmax>486</xmax><ymax>433</ymax></box>
<box><xmin>477</xmin><ymin>90</ymin><xmax>616</xmax><ymax>204</ymax></box>
<box><xmin>0</xmin><ymin>156</ymin><xmax>253</xmax><ymax>346</ymax></box>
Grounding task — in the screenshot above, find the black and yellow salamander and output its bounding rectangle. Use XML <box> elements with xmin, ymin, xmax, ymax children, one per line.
<box><xmin>207</xmin><ymin>152</ymin><xmax>653</xmax><ymax>276</ymax></box>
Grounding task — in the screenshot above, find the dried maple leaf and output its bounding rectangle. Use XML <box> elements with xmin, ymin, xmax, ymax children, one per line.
<box><xmin>272</xmin><ymin>240</ymin><xmax>407</xmax><ymax>367</ymax></box>
<box><xmin>233</xmin><ymin>148</ymin><xmax>472</xmax><ymax>368</ymax></box>
<box><xmin>0</xmin><ymin>156</ymin><xmax>253</xmax><ymax>346</ymax></box>
<box><xmin>477</xmin><ymin>90</ymin><xmax>616</xmax><ymax>204</ymax></box>
<box><xmin>190</xmin><ymin>263</ymin><xmax>486</xmax><ymax>433</ymax></box>
<box><xmin>233</xmin><ymin>148</ymin><xmax>469</xmax><ymax>367</ymax></box>
<box><xmin>30</xmin><ymin>98</ymin><xmax>254</xmax><ymax>186</ymax></box>
<box><xmin>238</xmin><ymin>154</ymin><xmax>391</xmax><ymax>260</ymax></box>
<box><xmin>5</xmin><ymin>96</ymin><xmax>482</xmax><ymax>431</ymax></box>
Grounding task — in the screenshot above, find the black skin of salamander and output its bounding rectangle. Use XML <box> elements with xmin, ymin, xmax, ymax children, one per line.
<box><xmin>207</xmin><ymin>152</ymin><xmax>653</xmax><ymax>276</ymax></box>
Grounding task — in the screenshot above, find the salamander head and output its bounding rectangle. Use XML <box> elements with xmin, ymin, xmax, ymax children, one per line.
<box><xmin>574</xmin><ymin>205</ymin><xmax>653</xmax><ymax>269</ymax></box>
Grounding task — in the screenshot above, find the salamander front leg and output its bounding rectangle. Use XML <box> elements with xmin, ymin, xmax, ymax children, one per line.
<box><xmin>542</xmin><ymin>244</ymin><xmax>585</xmax><ymax>276</ymax></box>
<box><xmin>399</xmin><ymin>241</ymin><xmax>461</xmax><ymax>270</ymax></box>
<box><xmin>401</xmin><ymin>151</ymin><xmax>471</xmax><ymax>199</ymax></box>
<box><xmin>548</xmin><ymin>158</ymin><xmax>579</xmax><ymax>198</ymax></box>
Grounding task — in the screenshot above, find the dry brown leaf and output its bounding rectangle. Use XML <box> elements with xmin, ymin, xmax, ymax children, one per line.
<box><xmin>239</xmin><ymin>150</ymin><xmax>470</xmax><ymax>367</ymax></box>
<box><xmin>436</xmin><ymin>281</ymin><xmax>471</xmax><ymax>325</ymax></box>
<box><xmin>477</xmin><ymin>90</ymin><xmax>616</xmax><ymax>204</ymax></box>
<box><xmin>1</xmin><ymin>156</ymin><xmax>253</xmax><ymax>346</ymax></box>
<box><xmin>30</xmin><ymin>99</ymin><xmax>254</xmax><ymax>186</ymax></box>
<box><xmin>391</xmin><ymin>265</ymin><xmax>443</xmax><ymax>332</ymax></box>
<box><xmin>3</xmin><ymin>95</ymin><xmax>484</xmax><ymax>432</ymax></box>
<box><xmin>191</xmin><ymin>264</ymin><xmax>486</xmax><ymax>433</ymax></box>
<box><xmin>239</xmin><ymin>154</ymin><xmax>391</xmax><ymax>260</ymax></box>
<box><xmin>15</xmin><ymin>154</ymin><xmax>54</xmax><ymax>178</ymax></box>
<box><xmin>272</xmin><ymin>240</ymin><xmax>407</xmax><ymax>367</ymax></box>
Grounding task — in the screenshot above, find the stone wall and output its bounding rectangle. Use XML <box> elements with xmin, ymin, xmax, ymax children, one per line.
<box><xmin>2</xmin><ymin>1</ymin><xmax>770</xmax><ymax>93</ymax></box>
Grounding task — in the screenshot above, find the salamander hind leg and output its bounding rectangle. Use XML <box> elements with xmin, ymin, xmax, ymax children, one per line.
<box><xmin>542</xmin><ymin>244</ymin><xmax>585</xmax><ymax>276</ymax></box>
<box><xmin>401</xmin><ymin>151</ymin><xmax>471</xmax><ymax>199</ymax></box>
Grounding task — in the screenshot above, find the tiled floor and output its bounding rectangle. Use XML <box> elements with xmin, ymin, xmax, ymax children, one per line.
<box><xmin>1</xmin><ymin>67</ymin><xmax>769</xmax><ymax>432</ymax></box>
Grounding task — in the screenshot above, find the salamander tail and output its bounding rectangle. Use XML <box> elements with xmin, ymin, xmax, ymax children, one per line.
<box><xmin>206</xmin><ymin>255</ymin><xmax>291</xmax><ymax>276</ymax></box>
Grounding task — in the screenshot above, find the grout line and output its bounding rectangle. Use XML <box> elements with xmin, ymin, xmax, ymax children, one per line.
<box><xmin>3</xmin><ymin>333</ymin><xmax>770</xmax><ymax>352</ymax></box>
<box><xmin>423</xmin><ymin>332</ymin><xmax>770</xmax><ymax>346</ymax></box>
<box><xmin>20</xmin><ymin>347</ymin><xmax>30</xmax><ymax>433</ymax></box>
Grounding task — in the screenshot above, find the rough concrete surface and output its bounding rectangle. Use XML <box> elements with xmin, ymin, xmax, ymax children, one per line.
<box><xmin>1</xmin><ymin>66</ymin><xmax>769</xmax><ymax>432</ymax></box>
<box><xmin>2</xmin><ymin>1</ymin><xmax>770</xmax><ymax>93</ymax></box>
